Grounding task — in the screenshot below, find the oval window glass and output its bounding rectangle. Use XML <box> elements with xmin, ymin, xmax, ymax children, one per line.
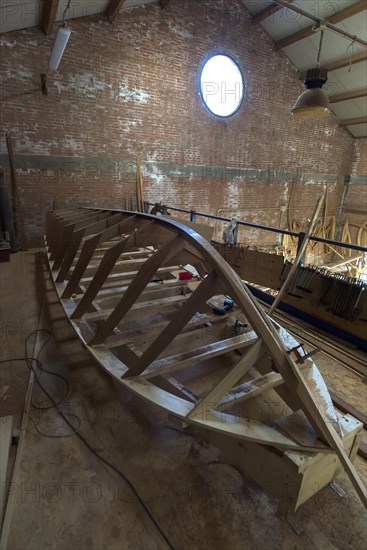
<box><xmin>200</xmin><ymin>55</ymin><xmax>244</xmax><ymax>117</ymax></box>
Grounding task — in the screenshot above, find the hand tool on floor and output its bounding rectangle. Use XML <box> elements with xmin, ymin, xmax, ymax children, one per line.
<box><xmin>212</xmin><ymin>298</ymin><xmax>234</xmax><ymax>315</ymax></box>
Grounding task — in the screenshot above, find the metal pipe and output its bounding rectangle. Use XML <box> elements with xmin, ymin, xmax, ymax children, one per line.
<box><xmin>270</xmin><ymin>0</ymin><xmax>367</xmax><ymax>48</ymax></box>
<box><xmin>145</xmin><ymin>202</ymin><xmax>367</xmax><ymax>252</ymax></box>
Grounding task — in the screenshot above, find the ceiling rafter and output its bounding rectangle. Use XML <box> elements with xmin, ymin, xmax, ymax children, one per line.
<box><xmin>106</xmin><ymin>0</ymin><xmax>128</xmax><ymax>23</ymax></box>
<box><xmin>251</xmin><ymin>0</ymin><xmax>295</xmax><ymax>24</ymax></box>
<box><xmin>41</xmin><ymin>0</ymin><xmax>60</xmax><ymax>35</ymax></box>
<box><xmin>274</xmin><ymin>0</ymin><xmax>367</xmax><ymax>51</ymax></box>
<box><xmin>329</xmin><ymin>89</ymin><xmax>367</xmax><ymax>104</ymax></box>
<box><xmin>299</xmin><ymin>51</ymin><xmax>367</xmax><ymax>79</ymax></box>
<box><xmin>339</xmin><ymin>116</ymin><xmax>367</xmax><ymax>126</ymax></box>
<box><xmin>323</xmin><ymin>51</ymin><xmax>367</xmax><ymax>72</ymax></box>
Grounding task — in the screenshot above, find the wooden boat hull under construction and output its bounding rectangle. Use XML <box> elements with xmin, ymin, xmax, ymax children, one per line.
<box><xmin>45</xmin><ymin>208</ymin><xmax>366</xmax><ymax>514</ymax></box>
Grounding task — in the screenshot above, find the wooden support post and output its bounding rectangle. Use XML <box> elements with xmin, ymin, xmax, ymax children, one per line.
<box><xmin>6</xmin><ymin>134</ymin><xmax>27</xmax><ymax>251</ymax></box>
<box><xmin>41</xmin><ymin>0</ymin><xmax>60</xmax><ymax>35</ymax></box>
<box><xmin>269</xmin><ymin>195</ymin><xmax>324</xmax><ymax>316</ymax></box>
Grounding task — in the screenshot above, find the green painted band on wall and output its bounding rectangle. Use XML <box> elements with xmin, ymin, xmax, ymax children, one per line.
<box><xmin>0</xmin><ymin>153</ymin><xmax>360</xmax><ymax>185</ymax></box>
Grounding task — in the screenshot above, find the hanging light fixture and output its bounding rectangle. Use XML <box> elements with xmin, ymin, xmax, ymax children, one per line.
<box><xmin>291</xmin><ymin>28</ymin><xmax>330</xmax><ymax>119</ymax></box>
<box><xmin>41</xmin><ymin>1</ymin><xmax>72</xmax><ymax>95</ymax></box>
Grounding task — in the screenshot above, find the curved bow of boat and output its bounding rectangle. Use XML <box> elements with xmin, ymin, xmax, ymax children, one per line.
<box><xmin>45</xmin><ymin>207</ymin><xmax>366</xmax><ymax>508</ymax></box>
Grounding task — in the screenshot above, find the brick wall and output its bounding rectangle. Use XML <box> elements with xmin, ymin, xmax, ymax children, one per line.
<box><xmin>0</xmin><ymin>0</ymin><xmax>357</xmax><ymax>246</ymax></box>
<box><xmin>343</xmin><ymin>139</ymin><xmax>367</xmax><ymax>244</ymax></box>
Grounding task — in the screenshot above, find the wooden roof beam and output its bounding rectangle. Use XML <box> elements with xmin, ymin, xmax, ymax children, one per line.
<box><xmin>106</xmin><ymin>0</ymin><xmax>128</xmax><ymax>22</ymax></box>
<box><xmin>41</xmin><ymin>0</ymin><xmax>60</xmax><ymax>35</ymax></box>
<box><xmin>323</xmin><ymin>51</ymin><xmax>367</xmax><ymax>72</ymax></box>
<box><xmin>329</xmin><ymin>89</ymin><xmax>367</xmax><ymax>103</ymax></box>
<box><xmin>299</xmin><ymin>52</ymin><xmax>367</xmax><ymax>78</ymax></box>
<box><xmin>251</xmin><ymin>0</ymin><xmax>294</xmax><ymax>23</ymax></box>
<box><xmin>274</xmin><ymin>0</ymin><xmax>367</xmax><ymax>50</ymax></box>
<box><xmin>339</xmin><ymin>116</ymin><xmax>367</xmax><ymax>126</ymax></box>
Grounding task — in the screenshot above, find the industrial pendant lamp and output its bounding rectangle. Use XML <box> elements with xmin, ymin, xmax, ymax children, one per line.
<box><xmin>291</xmin><ymin>29</ymin><xmax>330</xmax><ymax>119</ymax></box>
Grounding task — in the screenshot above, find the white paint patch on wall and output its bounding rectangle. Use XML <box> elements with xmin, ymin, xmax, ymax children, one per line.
<box><xmin>0</xmin><ymin>38</ymin><xmax>16</xmax><ymax>47</ymax></box>
<box><xmin>168</xmin><ymin>21</ymin><xmax>193</xmax><ymax>39</ymax></box>
<box><xmin>117</xmin><ymin>78</ymin><xmax>150</xmax><ymax>104</ymax></box>
<box><xmin>144</xmin><ymin>162</ymin><xmax>164</xmax><ymax>185</ymax></box>
<box><xmin>5</xmin><ymin>66</ymin><xmax>32</xmax><ymax>79</ymax></box>
<box><xmin>68</xmin><ymin>72</ymin><xmax>109</xmax><ymax>92</ymax></box>
<box><xmin>118</xmin><ymin>119</ymin><xmax>139</xmax><ymax>133</ymax></box>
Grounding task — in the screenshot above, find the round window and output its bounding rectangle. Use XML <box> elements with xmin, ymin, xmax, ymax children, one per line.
<box><xmin>200</xmin><ymin>54</ymin><xmax>245</xmax><ymax>117</ymax></box>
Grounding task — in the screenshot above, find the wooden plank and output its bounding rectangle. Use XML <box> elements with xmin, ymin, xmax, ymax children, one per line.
<box><xmin>143</xmin><ymin>331</ymin><xmax>258</xmax><ymax>379</ymax></box>
<box><xmin>0</xmin><ymin>416</ymin><xmax>13</xmax><ymax>527</ymax></box>
<box><xmin>52</xmin><ymin>211</ymin><xmax>112</xmax><ymax>267</ymax></box>
<box><xmin>85</xmin><ymin>294</ymin><xmax>190</xmax><ymax>323</ymax></box>
<box><xmin>330</xmin><ymin>391</ymin><xmax>367</xmax><ymax>429</ymax></box>
<box><xmin>269</xmin><ymin>195</ymin><xmax>324</xmax><ymax>315</ymax></box>
<box><xmin>328</xmin><ymin>0</ymin><xmax>367</xmax><ymax>23</ymax></box>
<box><xmin>329</xmin><ymin>89</ymin><xmax>367</xmax><ymax>104</ymax></box>
<box><xmin>6</xmin><ymin>133</ymin><xmax>28</xmax><ymax>251</ymax></box>
<box><xmin>90</xmin><ymin>234</ymin><xmax>185</xmax><ymax>343</ymax></box>
<box><xmin>217</xmin><ymin>371</ymin><xmax>283</xmax><ymax>410</ymax></box>
<box><xmin>274</xmin><ymin>1</ymin><xmax>367</xmax><ymax>50</ymax></box>
<box><xmin>71</xmin><ymin>221</ymin><xmax>153</xmax><ymax>319</ymax></box>
<box><xmin>358</xmin><ymin>441</ymin><xmax>367</xmax><ymax>460</ymax></box>
<box><xmin>62</xmin><ymin>214</ymin><xmax>134</xmax><ymax>298</ymax></box>
<box><xmin>339</xmin><ymin>116</ymin><xmax>367</xmax><ymax>126</ymax></box>
<box><xmin>41</xmin><ymin>0</ymin><xmax>60</xmax><ymax>35</ymax></box>
<box><xmin>323</xmin><ymin>52</ymin><xmax>367</xmax><ymax>73</ymax></box>
<box><xmin>102</xmin><ymin>311</ymin><xmax>234</xmax><ymax>352</ymax></box>
<box><xmin>121</xmin><ymin>270</ymin><xmax>221</xmax><ymax>377</ymax></box>
<box><xmin>106</xmin><ymin>0</ymin><xmax>128</xmax><ymax>22</ymax></box>
<box><xmin>122</xmin><ymin>378</ymin><xmax>318</xmax><ymax>452</ymax></box>
<box><xmin>187</xmin><ymin>339</ymin><xmax>264</xmax><ymax>419</ymax></box>
<box><xmin>46</xmin><ymin>208</ymin><xmax>367</xmax><ymax>507</ymax></box>
<box><xmin>56</xmin><ymin>213</ymin><xmax>120</xmax><ymax>281</ymax></box>
<box><xmin>252</xmin><ymin>0</ymin><xmax>294</xmax><ymax>23</ymax></box>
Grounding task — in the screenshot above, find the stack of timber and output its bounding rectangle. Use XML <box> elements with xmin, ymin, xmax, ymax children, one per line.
<box><xmin>45</xmin><ymin>208</ymin><xmax>366</xmax><ymax>514</ymax></box>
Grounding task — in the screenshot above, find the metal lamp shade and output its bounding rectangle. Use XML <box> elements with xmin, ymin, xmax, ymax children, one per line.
<box><xmin>292</xmin><ymin>88</ymin><xmax>330</xmax><ymax>119</ymax></box>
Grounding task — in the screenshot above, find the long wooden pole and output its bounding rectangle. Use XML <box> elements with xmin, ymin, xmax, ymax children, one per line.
<box><xmin>269</xmin><ymin>194</ymin><xmax>324</xmax><ymax>316</ymax></box>
<box><xmin>6</xmin><ymin>133</ymin><xmax>28</xmax><ymax>250</ymax></box>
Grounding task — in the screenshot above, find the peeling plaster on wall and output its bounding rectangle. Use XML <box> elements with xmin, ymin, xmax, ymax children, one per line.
<box><xmin>68</xmin><ymin>72</ymin><xmax>109</xmax><ymax>92</ymax></box>
<box><xmin>11</xmin><ymin>131</ymin><xmax>59</xmax><ymax>154</ymax></box>
<box><xmin>5</xmin><ymin>66</ymin><xmax>32</xmax><ymax>79</ymax></box>
<box><xmin>168</xmin><ymin>21</ymin><xmax>193</xmax><ymax>40</ymax></box>
<box><xmin>118</xmin><ymin>83</ymin><xmax>150</xmax><ymax>104</ymax></box>
<box><xmin>119</xmin><ymin>119</ymin><xmax>139</xmax><ymax>133</ymax></box>
<box><xmin>351</xmin><ymin>141</ymin><xmax>362</xmax><ymax>175</ymax></box>
<box><xmin>0</xmin><ymin>38</ymin><xmax>17</xmax><ymax>47</ymax></box>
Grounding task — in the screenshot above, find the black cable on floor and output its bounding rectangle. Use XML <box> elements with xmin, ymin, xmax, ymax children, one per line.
<box><xmin>2</xmin><ymin>329</ymin><xmax>175</xmax><ymax>550</ymax></box>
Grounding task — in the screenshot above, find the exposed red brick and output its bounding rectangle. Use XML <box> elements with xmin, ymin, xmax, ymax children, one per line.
<box><xmin>0</xmin><ymin>0</ymin><xmax>359</xmax><ymax>246</ymax></box>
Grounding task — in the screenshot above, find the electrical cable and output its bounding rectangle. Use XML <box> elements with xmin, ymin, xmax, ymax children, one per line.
<box><xmin>18</xmin><ymin>329</ymin><xmax>175</xmax><ymax>550</ymax></box>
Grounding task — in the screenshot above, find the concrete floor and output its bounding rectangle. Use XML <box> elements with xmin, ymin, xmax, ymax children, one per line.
<box><xmin>0</xmin><ymin>251</ymin><xmax>366</xmax><ymax>550</ymax></box>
